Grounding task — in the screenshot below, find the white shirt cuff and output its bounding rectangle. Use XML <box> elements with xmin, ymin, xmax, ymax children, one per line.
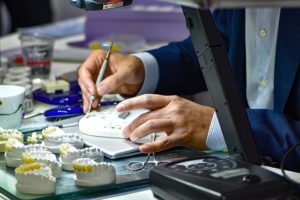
<box><xmin>131</xmin><ymin>52</ymin><xmax>159</xmax><ymax>95</ymax></box>
<box><xmin>206</xmin><ymin>112</ymin><xmax>227</xmax><ymax>151</ymax></box>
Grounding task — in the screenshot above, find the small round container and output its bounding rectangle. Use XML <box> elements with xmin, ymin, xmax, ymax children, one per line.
<box><xmin>3</xmin><ymin>77</ymin><xmax>31</xmax><ymax>86</ymax></box>
<box><xmin>19</xmin><ymin>32</ymin><xmax>55</xmax><ymax>80</ymax></box>
<box><xmin>8</xmin><ymin>66</ymin><xmax>31</xmax><ymax>77</ymax></box>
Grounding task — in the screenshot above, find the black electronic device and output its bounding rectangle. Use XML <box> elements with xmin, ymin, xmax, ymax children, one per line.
<box><xmin>150</xmin><ymin>155</ymin><xmax>297</xmax><ymax>200</ymax></box>
<box><xmin>149</xmin><ymin>6</ymin><xmax>298</xmax><ymax>200</ymax></box>
<box><xmin>70</xmin><ymin>0</ymin><xmax>133</xmax><ymax>11</ymax></box>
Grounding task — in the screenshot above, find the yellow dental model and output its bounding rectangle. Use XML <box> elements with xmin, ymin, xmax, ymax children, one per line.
<box><xmin>15</xmin><ymin>163</ymin><xmax>56</xmax><ymax>195</ymax></box>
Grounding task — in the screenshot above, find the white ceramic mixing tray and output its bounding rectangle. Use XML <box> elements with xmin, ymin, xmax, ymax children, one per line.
<box><xmin>79</xmin><ymin>106</ymin><xmax>149</xmax><ymax>139</ymax></box>
<box><xmin>78</xmin><ymin>106</ymin><xmax>166</xmax><ymax>159</ymax></box>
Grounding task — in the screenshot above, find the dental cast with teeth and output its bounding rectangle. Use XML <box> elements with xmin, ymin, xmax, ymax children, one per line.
<box><xmin>21</xmin><ymin>150</ymin><xmax>62</xmax><ymax>178</ymax></box>
<box><xmin>0</xmin><ymin>128</ymin><xmax>23</xmax><ymax>152</ymax></box>
<box><xmin>5</xmin><ymin>140</ymin><xmax>49</xmax><ymax>168</ymax></box>
<box><xmin>59</xmin><ymin>143</ymin><xmax>104</xmax><ymax>171</ymax></box>
<box><xmin>41</xmin><ymin>126</ymin><xmax>65</xmax><ymax>138</ymax></box>
<box><xmin>15</xmin><ymin>163</ymin><xmax>56</xmax><ymax>195</ymax></box>
<box><xmin>1</xmin><ymin>126</ymin><xmax>118</xmax><ymax>195</ymax></box>
<box><xmin>43</xmin><ymin>132</ymin><xmax>84</xmax><ymax>153</ymax></box>
<box><xmin>4</xmin><ymin>138</ymin><xmax>24</xmax><ymax>167</ymax></box>
<box><xmin>73</xmin><ymin>158</ymin><xmax>116</xmax><ymax>187</ymax></box>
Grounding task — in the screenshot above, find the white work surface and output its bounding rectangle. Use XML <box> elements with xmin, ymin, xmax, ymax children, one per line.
<box><xmin>1</xmin><ymin>24</ymin><xmax>300</xmax><ymax>200</ymax></box>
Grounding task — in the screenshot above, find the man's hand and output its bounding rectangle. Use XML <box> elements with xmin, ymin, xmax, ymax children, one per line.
<box><xmin>77</xmin><ymin>49</ymin><xmax>146</xmax><ymax>112</ymax></box>
<box><xmin>116</xmin><ymin>94</ymin><xmax>215</xmax><ymax>153</ymax></box>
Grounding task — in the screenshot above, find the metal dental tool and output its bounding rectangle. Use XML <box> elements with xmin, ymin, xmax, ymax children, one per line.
<box><xmin>86</xmin><ymin>41</ymin><xmax>113</xmax><ymax>117</ymax></box>
<box><xmin>127</xmin><ymin>133</ymin><xmax>170</xmax><ymax>172</ymax></box>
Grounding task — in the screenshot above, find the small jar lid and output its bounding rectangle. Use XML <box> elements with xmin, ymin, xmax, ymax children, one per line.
<box><xmin>5</xmin><ymin>72</ymin><xmax>31</xmax><ymax>80</ymax></box>
<box><xmin>8</xmin><ymin>66</ymin><xmax>31</xmax><ymax>75</ymax></box>
<box><xmin>3</xmin><ymin>77</ymin><xmax>31</xmax><ymax>86</ymax></box>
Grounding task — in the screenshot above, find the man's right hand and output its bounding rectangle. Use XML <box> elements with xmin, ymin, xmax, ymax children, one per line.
<box><xmin>77</xmin><ymin>49</ymin><xmax>145</xmax><ymax>113</ymax></box>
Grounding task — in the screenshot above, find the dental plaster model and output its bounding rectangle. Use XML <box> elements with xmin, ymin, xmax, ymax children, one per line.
<box><xmin>15</xmin><ymin>163</ymin><xmax>56</xmax><ymax>195</ymax></box>
<box><xmin>4</xmin><ymin>138</ymin><xmax>24</xmax><ymax>167</ymax></box>
<box><xmin>27</xmin><ymin>132</ymin><xmax>43</xmax><ymax>144</ymax></box>
<box><xmin>73</xmin><ymin>158</ymin><xmax>116</xmax><ymax>187</ymax></box>
<box><xmin>41</xmin><ymin>126</ymin><xmax>65</xmax><ymax>139</ymax></box>
<box><xmin>59</xmin><ymin>144</ymin><xmax>103</xmax><ymax>171</ymax></box>
<box><xmin>21</xmin><ymin>150</ymin><xmax>62</xmax><ymax>178</ymax></box>
<box><xmin>0</xmin><ymin>128</ymin><xmax>23</xmax><ymax>152</ymax></box>
<box><xmin>5</xmin><ymin>140</ymin><xmax>48</xmax><ymax>168</ymax></box>
<box><xmin>43</xmin><ymin>133</ymin><xmax>84</xmax><ymax>153</ymax></box>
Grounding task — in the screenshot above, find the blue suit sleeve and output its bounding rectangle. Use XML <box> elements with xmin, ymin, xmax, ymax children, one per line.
<box><xmin>247</xmin><ymin>109</ymin><xmax>300</xmax><ymax>171</ymax></box>
<box><xmin>147</xmin><ymin>9</ymin><xmax>230</xmax><ymax>95</ymax></box>
<box><xmin>147</xmin><ymin>38</ymin><xmax>206</xmax><ymax>95</ymax></box>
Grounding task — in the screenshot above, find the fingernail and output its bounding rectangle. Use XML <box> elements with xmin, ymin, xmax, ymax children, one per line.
<box><xmin>139</xmin><ymin>144</ymin><xmax>149</xmax><ymax>153</ymax></box>
<box><xmin>130</xmin><ymin>135</ymin><xmax>138</xmax><ymax>142</ymax></box>
<box><xmin>122</xmin><ymin>127</ymin><xmax>130</xmax><ymax>138</ymax></box>
<box><xmin>116</xmin><ymin>103</ymin><xmax>125</xmax><ymax>112</ymax></box>
<box><xmin>92</xmin><ymin>101</ymin><xmax>98</xmax><ymax>108</ymax></box>
<box><xmin>97</xmin><ymin>84</ymin><xmax>108</xmax><ymax>95</ymax></box>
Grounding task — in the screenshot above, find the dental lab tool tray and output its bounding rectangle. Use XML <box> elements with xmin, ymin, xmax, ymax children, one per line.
<box><xmin>150</xmin><ymin>155</ymin><xmax>297</xmax><ymax>200</ymax></box>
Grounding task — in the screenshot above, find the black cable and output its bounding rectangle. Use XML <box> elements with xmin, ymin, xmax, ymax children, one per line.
<box><xmin>280</xmin><ymin>141</ymin><xmax>300</xmax><ymax>184</ymax></box>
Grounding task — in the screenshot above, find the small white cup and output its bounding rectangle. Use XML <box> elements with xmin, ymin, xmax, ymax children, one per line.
<box><xmin>0</xmin><ymin>85</ymin><xmax>25</xmax><ymax>128</ymax></box>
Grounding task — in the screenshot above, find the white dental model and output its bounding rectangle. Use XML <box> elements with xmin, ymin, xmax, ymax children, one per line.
<box><xmin>0</xmin><ymin>128</ymin><xmax>23</xmax><ymax>152</ymax></box>
<box><xmin>4</xmin><ymin>138</ymin><xmax>24</xmax><ymax>167</ymax></box>
<box><xmin>43</xmin><ymin>133</ymin><xmax>84</xmax><ymax>153</ymax></box>
<box><xmin>59</xmin><ymin>144</ymin><xmax>103</xmax><ymax>171</ymax></box>
<box><xmin>41</xmin><ymin>126</ymin><xmax>65</xmax><ymax>139</ymax></box>
<box><xmin>21</xmin><ymin>150</ymin><xmax>62</xmax><ymax>178</ymax></box>
<box><xmin>5</xmin><ymin>140</ymin><xmax>48</xmax><ymax>168</ymax></box>
<box><xmin>15</xmin><ymin>163</ymin><xmax>56</xmax><ymax>195</ymax></box>
<box><xmin>73</xmin><ymin>158</ymin><xmax>116</xmax><ymax>187</ymax></box>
